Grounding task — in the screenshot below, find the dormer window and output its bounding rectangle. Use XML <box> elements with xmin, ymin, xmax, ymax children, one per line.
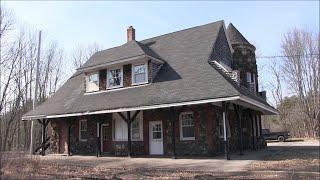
<box><xmin>86</xmin><ymin>72</ymin><xmax>99</xmax><ymax>92</ymax></box>
<box><xmin>107</xmin><ymin>67</ymin><xmax>123</xmax><ymax>89</ymax></box>
<box><xmin>132</xmin><ymin>63</ymin><xmax>148</xmax><ymax>85</ymax></box>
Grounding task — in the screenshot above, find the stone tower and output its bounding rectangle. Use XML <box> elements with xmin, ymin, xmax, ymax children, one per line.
<box><xmin>227</xmin><ymin>23</ymin><xmax>259</xmax><ymax>93</ymax></box>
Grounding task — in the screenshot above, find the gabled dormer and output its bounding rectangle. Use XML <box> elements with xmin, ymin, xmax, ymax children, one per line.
<box><xmin>80</xmin><ymin>26</ymin><xmax>164</xmax><ymax>93</ymax></box>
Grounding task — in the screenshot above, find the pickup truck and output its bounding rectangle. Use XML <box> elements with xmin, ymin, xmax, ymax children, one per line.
<box><xmin>261</xmin><ymin>129</ymin><xmax>290</xmax><ymax>142</ymax></box>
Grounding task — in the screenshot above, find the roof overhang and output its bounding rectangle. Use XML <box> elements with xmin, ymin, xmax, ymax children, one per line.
<box><xmin>22</xmin><ymin>95</ymin><xmax>277</xmax><ymax>120</ymax></box>
<box><xmin>77</xmin><ymin>54</ymin><xmax>164</xmax><ymax>73</ymax></box>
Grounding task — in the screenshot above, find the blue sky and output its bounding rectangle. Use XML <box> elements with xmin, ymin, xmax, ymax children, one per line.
<box><xmin>4</xmin><ymin>1</ymin><xmax>320</xmax><ymax>103</ymax></box>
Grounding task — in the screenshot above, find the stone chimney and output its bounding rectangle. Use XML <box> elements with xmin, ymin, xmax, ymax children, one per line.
<box><xmin>127</xmin><ymin>26</ymin><xmax>135</xmax><ymax>42</ymax></box>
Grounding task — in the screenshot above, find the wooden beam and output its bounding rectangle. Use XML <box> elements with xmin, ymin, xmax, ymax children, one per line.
<box><xmin>41</xmin><ymin>119</ymin><xmax>46</xmax><ymax>156</ymax></box>
<box><xmin>96</xmin><ymin>121</ymin><xmax>101</xmax><ymax>157</ymax></box>
<box><xmin>169</xmin><ymin>107</ymin><xmax>176</xmax><ymax>159</ymax></box>
<box><xmin>233</xmin><ymin>104</ymin><xmax>244</xmax><ymax>155</ymax></box>
<box><xmin>117</xmin><ymin>112</ymin><xmax>127</xmax><ymax>122</ymax></box>
<box><xmin>250</xmin><ymin>110</ymin><xmax>255</xmax><ymax>150</ymax></box>
<box><xmin>222</xmin><ymin>102</ymin><xmax>230</xmax><ymax>160</ymax></box>
<box><xmin>67</xmin><ymin>119</ymin><xmax>73</xmax><ymax>156</ymax></box>
<box><xmin>127</xmin><ymin>111</ymin><xmax>132</xmax><ymax>157</ymax></box>
<box><xmin>130</xmin><ymin>110</ymin><xmax>140</xmax><ymax>122</ymax></box>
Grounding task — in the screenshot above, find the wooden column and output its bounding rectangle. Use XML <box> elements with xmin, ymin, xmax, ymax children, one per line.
<box><xmin>66</xmin><ymin>119</ymin><xmax>74</xmax><ymax>156</ymax></box>
<box><xmin>222</xmin><ymin>102</ymin><xmax>230</xmax><ymax>160</ymax></box>
<box><xmin>38</xmin><ymin>119</ymin><xmax>49</xmax><ymax>156</ymax></box>
<box><xmin>250</xmin><ymin>111</ymin><xmax>255</xmax><ymax>150</ymax></box>
<box><xmin>233</xmin><ymin>104</ymin><xmax>243</xmax><ymax>155</ymax></box>
<box><xmin>127</xmin><ymin>111</ymin><xmax>132</xmax><ymax>157</ymax></box>
<box><xmin>96</xmin><ymin>121</ymin><xmax>101</xmax><ymax>157</ymax></box>
<box><xmin>169</xmin><ymin>107</ymin><xmax>176</xmax><ymax>159</ymax></box>
<box><xmin>118</xmin><ymin>110</ymin><xmax>140</xmax><ymax>157</ymax></box>
<box><xmin>255</xmin><ymin>115</ymin><xmax>259</xmax><ymax>149</ymax></box>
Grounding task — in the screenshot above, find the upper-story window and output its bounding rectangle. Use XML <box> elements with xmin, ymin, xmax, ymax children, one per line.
<box><xmin>107</xmin><ymin>67</ymin><xmax>123</xmax><ymax>89</ymax></box>
<box><xmin>86</xmin><ymin>73</ymin><xmax>99</xmax><ymax>92</ymax></box>
<box><xmin>132</xmin><ymin>63</ymin><xmax>148</xmax><ymax>85</ymax></box>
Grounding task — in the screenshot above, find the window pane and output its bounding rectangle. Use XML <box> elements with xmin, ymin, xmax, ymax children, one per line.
<box><xmin>182</xmin><ymin>126</ymin><xmax>194</xmax><ymax>138</ymax></box>
<box><xmin>132</xmin><ymin>129</ymin><xmax>140</xmax><ymax>139</ymax></box>
<box><xmin>133</xmin><ymin>64</ymin><xmax>146</xmax><ymax>84</ymax></box>
<box><xmin>108</xmin><ymin>69</ymin><xmax>122</xmax><ymax>87</ymax></box>
<box><xmin>152</xmin><ymin>132</ymin><xmax>162</xmax><ymax>139</ymax></box>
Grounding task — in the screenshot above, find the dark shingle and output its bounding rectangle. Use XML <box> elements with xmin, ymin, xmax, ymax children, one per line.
<box><xmin>23</xmin><ymin>20</ymin><xmax>275</xmax><ymax>118</ymax></box>
<box><xmin>227</xmin><ymin>23</ymin><xmax>252</xmax><ymax>45</ymax></box>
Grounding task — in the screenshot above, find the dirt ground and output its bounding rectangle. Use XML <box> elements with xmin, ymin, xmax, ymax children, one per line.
<box><xmin>1</xmin><ymin>139</ymin><xmax>319</xmax><ymax>179</ymax></box>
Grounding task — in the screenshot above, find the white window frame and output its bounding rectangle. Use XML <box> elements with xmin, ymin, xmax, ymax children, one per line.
<box><xmin>79</xmin><ymin>119</ymin><xmax>87</xmax><ymax>142</ymax></box>
<box><xmin>132</xmin><ymin>62</ymin><xmax>148</xmax><ymax>85</ymax></box>
<box><xmin>86</xmin><ymin>72</ymin><xmax>99</xmax><ymax>92</ymax></box>
<box><xmin>179</xmin><ymin>112</ymin><xmax>195</xmax><ymax>141</ymax></box>
<box><xmin>112</xmin><ymin>112</ymin><xmax>143</xmax><ymax>141</ymax></box>
<box><xmin>107</xmin><ymin>66</ymin><xmax>123</xmax><ymax>89</ymax></box>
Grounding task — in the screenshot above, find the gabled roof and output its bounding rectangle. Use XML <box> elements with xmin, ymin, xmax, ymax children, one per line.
<box><xmin>227</xmin><ymin>23</ymin><xmax>252</xmax><ymax>46</ymax></box>
<box><xmin>23</xmin><ymin>20</ymin><xmax>276</xmax><ymax>120</ymax></box>
<box><xmin>79</xmin><ymin>40</ymin><xmax>162</xmax><ymax>71</ymax></box>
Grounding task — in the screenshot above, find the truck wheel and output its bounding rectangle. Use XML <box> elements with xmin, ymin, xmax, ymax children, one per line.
<box><xmin>278</xmin><ymin>136</ymin><xmax>285</xmax><ymax>142</ymax></box>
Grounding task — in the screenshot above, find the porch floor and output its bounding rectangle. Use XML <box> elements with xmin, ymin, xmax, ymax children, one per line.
<box><xmin>37</xmin><ymin>150</ymin><xmax>266</xmax><ymax>172</ymax></box>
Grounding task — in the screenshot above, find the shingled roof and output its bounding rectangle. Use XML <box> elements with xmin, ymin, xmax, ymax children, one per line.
<box><xmin>23</xmin><ymin>20</ymin><xmax>276</xmax><ymax>120</ymax></box>
<box><xmin>227</xmin><ymin>23</ymin><xmax>253</xmax><ymax>46</ymax></box>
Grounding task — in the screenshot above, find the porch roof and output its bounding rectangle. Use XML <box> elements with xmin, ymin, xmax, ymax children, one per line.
<box><xmin>22</xmin><ymin>21</ymin><xmax>277</xmax><ymax>120</ymax></box>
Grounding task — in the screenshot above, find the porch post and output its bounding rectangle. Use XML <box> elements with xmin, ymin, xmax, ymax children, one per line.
<box><xmin>169</xmin><ymin>107</ymin><xmax>176</xmax><ymax>159</ymax></box>
<box><xmin>96</xmin><ymin>121</ymin><xmax>101</xmax><ymax>157</ymax></box>
<box><xmin>41</xmin><ymin>119</ymin><xmax>46</xmax><ymax>156</ymax></box>
<box><xmin>222</xmin><ymin>102</ymin><xmax>230</xmax><ymax>160</ymax></box>
<box><xmin>250</xmin><ymin>111</ymin><xmax>255</xmax><ymax>150</ymax></box>
<box><xmin>255</xmin><ymin>115</ymin><xmax>259</xmax><ymax>149</ymax></box>
<box><xmin>67</xmin><ymin>119</ymin><xmax>73</xmax><ymax>156</ymax></box>
<box><xmin>258</xmin><ymin>114</ymin><xmax>263</xmax><ymax>147</ymax></box>
<box><xmin>234</xmin><ymin>104</ymin><xmax>243</xmax><ymax>155</ymax></box>
<box><xmin>127</xmin><ymin>111</ymin><xmax>132</xmax><ymax>157</ymax></box>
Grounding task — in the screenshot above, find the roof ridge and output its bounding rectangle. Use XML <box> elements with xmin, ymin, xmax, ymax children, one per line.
<box><xmin>89</xmin><ymin>20</ymin><xmax>224</xmax><ymax>61</ymax></box>
<box><xmin>140</xmin><ymin>20</ymin><xmax>224</xmax><ymax>43</ymax></box>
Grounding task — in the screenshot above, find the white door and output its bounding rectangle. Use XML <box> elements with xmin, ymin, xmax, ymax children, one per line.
<box><xmin>149</xmin><ymin>121</ymin><xmax>163</xmax><ymax>155</ymax></box>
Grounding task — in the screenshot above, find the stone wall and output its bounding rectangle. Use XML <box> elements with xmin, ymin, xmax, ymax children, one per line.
<box><xmin>48</xmin><ymin>104</ymin><xmax>261</xmax><ymax>156</ymax></box>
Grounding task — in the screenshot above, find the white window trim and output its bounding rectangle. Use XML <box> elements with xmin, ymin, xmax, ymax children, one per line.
<box><xmin>107</xmin><ymin>66</ymin><xmax>123</xmax><ymax>89</ymax></box>
<box><xmin>132</xmin><ymin>62</ymin><xmax>148</xmax><ymax>86</ymax></box>
<box><xmin>112</xmin><ymin>112</ymin><xmax>143</xmax><ymax>141</ymax></box>
<box><xmin>86</xmin><ymin>72</ymin><xmax>99</xmax><ymax>93</ymax></box>
<box><xmin>79</xmin><ymin>119</ymin><xmax>87</xmax><ymax>142</ymax></box>
<box><xmin>179</xmin><ymin>111</ymin><xmax>195</xmax><ymax>141</ymax></box>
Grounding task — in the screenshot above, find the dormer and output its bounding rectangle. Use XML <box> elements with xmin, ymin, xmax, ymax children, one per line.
<box><xmin>80</xmin><ymin>26</ymin><xmax>164</xmax><ymax>93</ymax></box>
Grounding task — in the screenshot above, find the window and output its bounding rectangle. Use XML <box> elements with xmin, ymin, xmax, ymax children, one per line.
<box><xmin>152</xmin><ymin>123</ymin><xmax>162</xmax><ymax>139</ymax></box>
<box><xmin>86</xmin><ymin>73</ymin><xmax>99</xmax><ymax>92</ymax></box>
<box><xmin>246</xmin><ymin>72</ymin><xmax>251</xmax><ymax>83</ymax></box>
<box><xmin>180</xmin><ymin>112</ymin><xmax>195</xmax><ymax>140</ymax></box>
<box><xmin>107</xmin><ymin>67</ymin><xmax>123</xmax><ymax>89</ymax></box>
<box><xmin>79</xmin><ymin>120</ymin><xmax>87</xmax><ymax>141</ymax></box>
<box><xmin>132</xmin><ymin>63</ymin><xmax>148</xmax><ymax>85</ymax></box>
<box><xmin>113</xmin><ymin>112</ymin><xmax>143</xmax><ymax>141</ymax></box>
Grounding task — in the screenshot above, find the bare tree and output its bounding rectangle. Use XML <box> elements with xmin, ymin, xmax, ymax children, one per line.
<box><xmin>71</xmin><ymin>43</ymin><xmax>101</xmax><ymax>69</ymax></box>
<box><xmin>281</xmin><ymin>28</ymin><xmax>320</xmax><ymax>137</ymax></box>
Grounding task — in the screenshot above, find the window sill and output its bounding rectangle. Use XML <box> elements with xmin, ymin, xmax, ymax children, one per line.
<box><xmin>107</xmin><ymin>85</ymin><xmax>123</xmax><ymax>90</ymax></box>
<box><xmin>132</xmin><ymin>82</ymin><xmax>148</xmax><ymax>86</ymax></box>
<box><xmin>79</xmin><ymin>139</ymin><xmax>87</xmax><ymax>142</ymax></box>
<box><xmin>113</xmin><ymin>139</ymin><xmax>143</xmax><ymax>142</ymax></box>
<box><xmin>180</xmin><ymin>137</ymin><xmax>195</xmax><ymax>141</ymax></box>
